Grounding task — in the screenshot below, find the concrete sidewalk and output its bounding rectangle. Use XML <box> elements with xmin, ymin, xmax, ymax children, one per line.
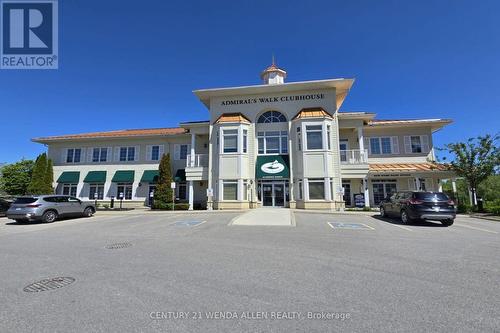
<box><xmin>230</xmin><ymin>208</ymin><xmax>293</xmax><ymax>226</ymax></box>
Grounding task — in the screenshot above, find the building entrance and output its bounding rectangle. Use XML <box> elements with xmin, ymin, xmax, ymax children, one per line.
<box><xmin>258</xmin><ymin>181</ymin><xmax>288</xmax><ymax>207</ymax></box>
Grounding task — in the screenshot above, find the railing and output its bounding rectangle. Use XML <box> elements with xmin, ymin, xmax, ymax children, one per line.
<box><xmin>186</xmin><ymin>154</ymin><xmax>208</xmax><ymax>168</ymax></box>
<box><xmin>340</xmin><ymin>149</ymin><xmax>368</xmax><ymax>164</ymax></box>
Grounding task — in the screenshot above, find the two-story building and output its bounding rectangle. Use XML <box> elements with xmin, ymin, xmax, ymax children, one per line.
<box><xmin>32</xmin><ymin>63</ymin><xmax>456</xmax><ymax>210</ymax></box>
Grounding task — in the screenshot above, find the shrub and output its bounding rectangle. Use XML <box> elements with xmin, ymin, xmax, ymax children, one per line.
<box><xmin>484</xmin><ymin>199</ymin><xmax>500</xmax><ymax>215</ymax></box>
<box><xmin>152</xmin><ymin>202</ymin><xmax>189</xmax><ymax>210</ymax></box>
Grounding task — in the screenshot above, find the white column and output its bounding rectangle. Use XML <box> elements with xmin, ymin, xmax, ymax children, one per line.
<box><xmin>304</xmin><ymin>178</ymin><xmax>309</xmax><ymax>201</ymax></box>
<box><xmin>325</xmin><ymin>177</ymin><xmax>331</xmax><ymax>201</ymax></box>
<box><xmin>237</xmin><ymin>179</ymin><xmax>244</xmax><ymax>201</ymax></box>
<box><xmin>188</xmin><ymin>180</ymin><xmax>194</xmax><ymax>210</ymax></box>
<box><xmin>207</xmin><ymin>125</ymin><xmax>214</xmax><ymax>210</ymax></box>
<box><xmin>415</xmin><ymin>177</ymin><xmax>421</xmax><ymax>191</ymax></box>
<box><xmin>451</xmin><ymin>178</ymin><xmax>457</xmax><ymax>194</ymax></box>
<box><xmin>190</xmin><ymin>133</ymin><xmax>196</xmax><ymax>167</ymax></box>
<box><xmin>363</xmin><ymin>177</ymin><xmax>370</xmax><ymax>207</ymax></box>
<box><xmin>357</xmin><ymin>126</ymin><xmax>365</xmax><ymax>161</ymax></box>
<box><xmin>438</xmin><ymin>179</ymin><xmax>443</xmax><ymax>192</ymax></box>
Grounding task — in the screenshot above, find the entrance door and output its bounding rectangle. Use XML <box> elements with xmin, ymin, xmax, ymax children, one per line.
<box><xmin>273</xmin><ymin>183</ymin><xmax>285</xmax><ymax>207</ymax></box>
<box><xmin>261</xmin><ymin>182</ymin><xmax>286</xmax><ymax>207</ymax></box>
<box><xmin>262</xmin><ymin>184</ymin><xmax>273</xmax><ymax>206</ymax></box>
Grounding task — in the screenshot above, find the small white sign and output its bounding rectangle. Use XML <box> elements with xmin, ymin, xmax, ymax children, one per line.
<box><xmin>206</xmin><ymin>188</ymin><xmax>213</xmax><ymax>197</ymax></box>
<box><xmin>170</xmin><ymin>182</ymin><xmax>176</xmax><ymax>189</ymax></box>
<box><xmin>261</xmin><ymin>160</ymin><xmax>285</xmax><ymax>174</ymax></box>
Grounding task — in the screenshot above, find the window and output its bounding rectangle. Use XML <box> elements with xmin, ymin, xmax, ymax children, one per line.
<box><xmin>151</xmin><ymin>146</ymin><xmax>160</xmax><ymax>161</ymax></box>
<box><xmin>339</xmin><ymin>139</ymin><xmax>348</xmax><ymax>162</ymax></box>
<box><xmin>119</xmin><ymin>147</ymin><xmax>135</xmax><ymax>161</ymax></box>
<box><xmin>177</xmin><ymin>182</ymin><xmax>187</xmax><ymax>200</ymax></box>
<box><xmin>62</xmin><ymin>183</ymin><xmax>78</xmax><ymax>197</ymax></box>
<box><xmin>410</xmin><ymin>136</ymin><xmax>422</xmax><ymax>153</ymax></box>
<box><xmin>327</xmin><ymin>125</ymin><xmax>331</xmax><ymax>150</ymax></box>
<box><xmin>369</xmin><ymin>137</ymin><xmax>397</xmax><ymax>155</ymax></box>
<box><xmin>298</xmin><ymin>180</ymin><xmax>303</xmax><ymax>200</ymax></box>
<box><xmin>92</xmin><ymin>148</ymin><xmax>108</xmax><ymax>162</ymax></box>
<box><xmin>243</xmin><ymin>129</ymin><xmax>248</xmax><ymax>153</ymax></box>
<box><xmin>257</xmin><ymin>111</ymin><xmax>286</xmax><ymax>123</ymax></box>
<box><xmin>342</xmin><ymin>182</ymin><xmax>351</xmax><ymax>206</ymax></box>
<box><xmin>297</xmin><ymin>127</ymin><xmax>302</xmax><ymax>151</ymax></box>
<box><xmin>372</xmin><ymin>181</ymin><xmax>397</xmax><ymax>205</ymax></box>
<box><xmin>308</xmin><ymin>179</ymin><xmax>325</xmax><ymax>200</ymax></box>
<box><xmin>117</xmin><ymin>183</ymin><xmax>133</xmax><ymax>200</ymax></box>
<box><xmin>306</xmin><ymin>125</ymin><xmax>323</xmax><ymax>150</ymax></box>
<box><xmin>180</xmin><ymin>145</ymin><xmax>188</xmax><ymax>159</ymax></box>
<box><xmin>66</xmin><ymin>148</ymin><xmax>82</xmax><ymax>163</ymax></box>
<box><xmin>89</xmin><ymin>183</ymin><xmax>104</xmax><ymax>200</ymax></box>
<box><xmin>223</xmin><ymin>129</ymin><xmax>238</xmax><ymax>153</ymax></box>
<box><xmin>223</xmin><ymin>180</ymin><xmax>238</xmax><ymax>200</ymax></box>
<box><xmin>257</xmin><ymin>131</ymin><xmax>288</xmax><ymax>155</ymax></box>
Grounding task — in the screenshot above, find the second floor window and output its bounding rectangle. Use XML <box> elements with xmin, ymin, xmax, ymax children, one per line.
<box><xmin>410</xmin><ymin>136</ymin><xmax>422</xmax><ymax>153</ymax></box>
<box><xmin>66</xmin><ymin>148</ymin><xmax>81</xmax><ymax>163</ymax></box>
<box><xmin>369</xmin><ymin>137</ymin><xmax>398</xmax><ymax>155</ymax></box>
<box><xmin>223</xmin><ymin>129</ymin><xmax>238</xmax><ymax>153</ymax></box>
<box><xmin>92</xmin><ymin>148</ymin><xmax>108</xmax><ymax>162</ymax></box>
<box><xmin>120</xmin><ymin>147</ymin><xmax>135</xmax><ymax>161</ymax></box>
<box><xmin>151</xmin><ymin>145</ymin><xmax>160</xmax><ymax>161</ymax></box>
<box><xmin>180</xmin><ymin>145</ymin><xmax>188</xmax><ymax>159</ymax></box>
<box><xmin>306</xmin><ymin>125</ymin><xmax>323</xmax><ymax>150</ymax></box>
<box><xmin>257</xmin><ymin>131</ymin><xmax>288</xmax><ymax>154</ymax></box>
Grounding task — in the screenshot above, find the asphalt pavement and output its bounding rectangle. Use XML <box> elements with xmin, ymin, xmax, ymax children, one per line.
<box><xmin>0</xmin><ymin>211</ymin><xmax>498</xmax><ymax>332</ymax></box>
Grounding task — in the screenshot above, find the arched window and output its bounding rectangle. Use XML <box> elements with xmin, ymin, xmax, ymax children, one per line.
<box><xmin>257</xmin><ymin>111</ymin><xmax>287</xmax><ymax>123</ymax></box>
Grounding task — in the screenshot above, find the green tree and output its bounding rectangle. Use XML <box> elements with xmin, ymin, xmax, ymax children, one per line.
<box><xmin>153</xmin><ymin>153</ymin><xmax>173</xmax><ymax>208</ymax></box>
<box><xmin>44</xmin><ymin>158</ymin><xmax>54</xmax><ymax>194</ymax></box>
<box><xmin>478</xmin><ymin>174</ymin><xmax>500</xmax><ymax>202</ymax></box>
<box><xmin>27</xmin><ymin>153</ymin><xmax>49</xmax><ymax>195</ymax></box>
<box><xmin>441</xmin><ymin>134</ymin><xmax>500</xmax><ymax>209</ymax></box>
<box><xmin>0</xmin><ymin>159</ymin><xmax>34</xmax><ymax>195</ymax></box>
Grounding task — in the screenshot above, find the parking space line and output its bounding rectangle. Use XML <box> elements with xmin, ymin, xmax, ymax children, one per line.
<box><xmin>385</xmin><ymin>223</ymin><xmax>413</xmax><ymax>231</ymax></box>
<box><xmin>454</xmin><ymin>223</ymin><xmax>498</xmax><ymax>234</ymax></box>
<box><xmin>327</xmin><ymin>222</ymin><xmax>375</xmax><ymax>230</ymax></box>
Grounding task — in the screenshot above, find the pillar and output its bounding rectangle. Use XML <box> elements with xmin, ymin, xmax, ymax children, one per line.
<box><xmin>188</xmin><ymin>180</ymin><xmax>194</xmax><ymax>210</ymax></box>
<box><xmin>357</xmin><ymin>126</ymin><xmax>365</xmax><ymax>161</ymax></box>
<box><xmin>438</xmin><ymin>179</ymin><xmax>443</xmax><ymax>192</ymax></box>
<box><xmin>415</xmin><ymin>177</ymin><xmax>421</xmax><ymax>191</ymax></box>
<box><xmin>190</xmin><ymin>133</ymin><xmax>196</xmax><ymax>167</ymax></box>
<box><xmin>363</xmin><ymin>177</ymin><xmax>370</xmax><ymax>207</ymax></box>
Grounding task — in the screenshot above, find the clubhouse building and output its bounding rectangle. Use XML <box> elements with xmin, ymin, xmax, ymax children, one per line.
<box><xmin>33</xmin><ymin>63</ymin><xmax>456</xmax><ymax>210</ymax></box>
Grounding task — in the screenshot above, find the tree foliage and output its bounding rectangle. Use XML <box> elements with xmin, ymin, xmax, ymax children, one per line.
<box><xmin>0</xmin><ymin>159</ymin><xmax>34</xmax><ymax>195</ymax></box>
<box><xmin>441</xmin><ymin>134</ymin><xmax>500</xmax><ymax>207</ymax></box>
<box><xmin>27</xmin><ymin>153</ymin><xmax>54</xmax><ymax>195</ymax></box>
<box><xmin>478</xmin><ymin>174</ymin><xmax>500</xmax><ymax>202</ymax></box>
<box><xmin>153</xmin><ymin>153</ymin><xmax>173</xmax><ymax>208</ymax></box>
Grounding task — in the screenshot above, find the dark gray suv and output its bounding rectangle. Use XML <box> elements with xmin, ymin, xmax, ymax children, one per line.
<box><xmin>380</xmin><ymin>191</ymin><xmax>456</xmax><ymax>226</ymax></box>
<box><xmin>6</xmin><ymin>195</ymin><xmax>96</xmax><ymax>223</ymax></box>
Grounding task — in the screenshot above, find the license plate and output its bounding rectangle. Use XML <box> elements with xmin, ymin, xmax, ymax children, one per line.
<box><xmin>433</xmin><ymin>207</ymin><xmax>440</xmax><ymax>212</ymax></box>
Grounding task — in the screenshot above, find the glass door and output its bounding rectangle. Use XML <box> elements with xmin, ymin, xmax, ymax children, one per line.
<box><xmin>262</xmin><ymin>184</ymin><xmax>273</xmax><ymax>206</ymax></box>
<box><xmin>273</xmin><ymin>184</ymin><xmax>285</xmax><ymax>207</ymax></box>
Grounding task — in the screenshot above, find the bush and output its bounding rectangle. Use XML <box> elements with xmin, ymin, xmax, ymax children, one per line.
<box><xmin>457</xmin><ymin>203</ymin><xmax>473</xmax><ymax>214</ymax></box>
<box><xmin>152</xmin><ymin>202</ymin><xmax>189</xmax><ymax>210</ymax></box>
<box><xmin>484</xmin><ymin>199</ymin><xmax>500</xmax><ymax>215</ymax></box>
<box><xmin>362</xmin><ymin>206</ymin><xmax>371</xmax><ymax>211</ymax></box>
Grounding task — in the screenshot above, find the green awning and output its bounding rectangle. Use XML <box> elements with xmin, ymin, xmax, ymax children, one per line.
<box><xmin>174</xmin><ymin>169</ymin><xmax>186</xmax><ymax>182</ymax></box>
<box><xmin>57</xmin><ymin>171</ymin><xmax>80</xmax><ymax>183</ymax></box>
<box><xmin>83</xmin><ymin>171</ymin><xmax>107</xmax><ymax>183</ymax></box>
<box><xmin>141</xmin><ymin>170</ymin><xmax>159</xmax><ymax>183</ymax></box>
<box><xmin>255</xmin><ymin>155</ymin><xmax>290</xmax><ymax>179</ymax></box>
<box><xmin>111</xmin><ymin>170</ymin><xmax>135</xmax><ymax>183</ymax></box>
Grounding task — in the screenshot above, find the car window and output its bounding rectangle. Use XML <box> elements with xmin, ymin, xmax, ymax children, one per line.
<box><xmin>13</xmin><ymin>197</ymin><xmax>38</xmax><ymax>204</ymax></box>
<box><xmin>57</xmin><ymin>196</ymin><xmax>69</xmax><ymax>203</ymax></box>
<box><xmin>68</xmin><ymin>197</ymin><xmax>80</xmax><ymax>203</ymax></box>
<box><xmin>415</xmin><ymin>192</ymin><xmax>449</xmax><ymax>201</ymax></box>
<box><xmin>43</xmin><ymin>197</ymin><xmax>58</xmax><ymax>203</ymax></box>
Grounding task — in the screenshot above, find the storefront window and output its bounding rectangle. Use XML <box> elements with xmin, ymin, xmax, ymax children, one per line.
<box><xmin>117</xmin><ymin>183</ymin><xmax>133</xmax><ymax>200</ymax></box>
<box><xmin>308</xmin><ymin>179</ymin><xmax>325</xmax><ymax>200</ymax></box>
<box><xmin>243</xmin><ymin>129</ymin><xmax>248</xmax><ymax>153</ymax></box>
<box><xmin>177</xmin><ymin>182</ymin><xmax>187</xmax><ymax>200</ymax></box>
<box><xmin>62</xmin><ymin>183</ymin><xmax>78</xmax><ymax>197</ymax></box>
<box><xmin>223</xmin><ymin>180</ymin><xmax>238</xmax><ymax>200</ymax></box>
<box><xmin>89</xmin><ymin>183</ymin><xmax>104</xmax><ymax>200</ymax></box>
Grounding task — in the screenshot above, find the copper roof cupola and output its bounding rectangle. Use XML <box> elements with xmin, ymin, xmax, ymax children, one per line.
<box><xmin>260</xmin><ymin>56</ymin><xmax>287</xmax><ymax>85</ymax></box>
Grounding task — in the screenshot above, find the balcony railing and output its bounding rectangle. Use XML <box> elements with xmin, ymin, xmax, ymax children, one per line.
<box><xmin>340</xmin><ymin>149</ymin><xmax>368</xmax><ymax>164</ymax></box>
<box><xmin>186</xmin><ymin>154</ymin><xmax>208</xmax><ymax>168</ymax></box>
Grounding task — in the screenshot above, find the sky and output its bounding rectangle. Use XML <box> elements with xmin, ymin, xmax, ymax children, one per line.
<box><xmin>0</xmin><ymin>0</ymin><xmax>499</xmax><ymax>163</ymax></box>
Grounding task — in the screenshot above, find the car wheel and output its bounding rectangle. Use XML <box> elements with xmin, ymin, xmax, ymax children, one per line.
<box><xmin>400</xmin><ymin>210</ymin><xmax>412</xmax><ymax>224</ymax></box>
<box><xmin>83</xmin><ymin>207</ymin><xmax>94</xmax><ymax>217</ymax></box>
<box><xmin>42</xmin><ymin>210</ymin><xmax>58</xmax><ymax>223</ymax></box>
<box><xmin>380</xmin><ymin>206</ymin><xmax>386</xmax><ymax>217</ymax></box>
<box><xmin>441</xmin><ymin>219</ymin><xmax>454</xmax><ymax>226</ymax></box>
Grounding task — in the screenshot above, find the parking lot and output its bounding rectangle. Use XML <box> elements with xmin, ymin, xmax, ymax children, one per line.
<box><xmin>0</xmin><ymin>211</ymin><xmax>498</xmax><ymax>332</ymax></box>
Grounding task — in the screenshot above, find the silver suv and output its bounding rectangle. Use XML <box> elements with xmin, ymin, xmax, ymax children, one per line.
<box><xmin>6</xmin><ymin>195</ymin><xmax>96</xmax><ymax>223</ymax></box>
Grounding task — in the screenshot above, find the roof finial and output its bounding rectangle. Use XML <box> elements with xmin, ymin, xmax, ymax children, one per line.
<box><xmin>272</xmin><ymin>53</ymin><xmax>275</xmax><ymax>66</ymax></box>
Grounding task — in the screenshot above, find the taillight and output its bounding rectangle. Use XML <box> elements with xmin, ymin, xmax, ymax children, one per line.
<box><xmin>447</xmin><ymin>200</ymin><xmax>455</xmax><ymax>206</ymax></box>
<box><xmin>25</xmin><ymin>204</ymin><xmax>41</xmax><ymax>208</ymax></box>
<box><xmin>408</xmin><ymin>199</ymin><xmax>423</xmax><ymax>205</ymax></box>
